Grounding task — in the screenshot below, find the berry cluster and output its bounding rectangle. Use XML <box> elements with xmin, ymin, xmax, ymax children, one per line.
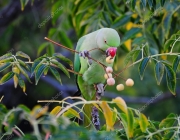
<box><xmin>104</xmin><ymin>66</ymin><xmax>134</xmax><ymax>91</ymax></box>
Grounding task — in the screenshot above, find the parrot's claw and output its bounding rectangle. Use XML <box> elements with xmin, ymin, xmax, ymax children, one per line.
<box><xmin>79</xmin><ymin>50</ymin><xmax>92</xmax><ymax>65</ymax></box>
<box><xmin>96</xmin><ymin>83</ymin><xmax>104</xmax><ymax>100</ymax></box>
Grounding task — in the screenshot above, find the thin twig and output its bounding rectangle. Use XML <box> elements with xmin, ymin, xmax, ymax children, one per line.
<box><xmin>44</xmin><ymin>37</ymin><xmax>79</xmax><ymax>53</ymax></box>
<box><xmin>0</xmin><ymin>95</ymin><xmax>4</xmax><ymax>102</ymax></box>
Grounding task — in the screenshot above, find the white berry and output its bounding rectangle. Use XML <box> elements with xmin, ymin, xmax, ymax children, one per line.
<box><xmin>116</xmin><ymin>84</ymin><xmax>124</xmax><ymax>91</ymax></box>
<box><xmin>106</xmin><ymin>56</ymin><xmax>113</xmax><ymax>64</ymax></box>
<box><xmin>125</xmin><ymin>78</ymin><xmax>134</xmax><ymax>86</ymax></box>
<box><xmin>104</xmin><ymin>73</ymin><xmax>112</xmax><ymax>79</ymax></box>
<box><xmin>106</xmin><ymin>67</ymin><xmax>113</xmax><ymax>73</ymax></box>
<box><xmin>107</xmin><ymin>78</ymin><xmax>115</xmax><ymax>86</ymax></box>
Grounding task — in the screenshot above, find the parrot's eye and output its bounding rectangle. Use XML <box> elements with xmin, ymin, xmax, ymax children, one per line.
<box><xmin>104</xmin><ymin>40</ymin><xmax>107</xmax><ymax>43</ymax></box>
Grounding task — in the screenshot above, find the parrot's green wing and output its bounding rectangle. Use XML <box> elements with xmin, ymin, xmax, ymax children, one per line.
<box><xmin>74</xmin><ymin>36</ymin><xmax>95</xmax><ymax>128</ymax></box>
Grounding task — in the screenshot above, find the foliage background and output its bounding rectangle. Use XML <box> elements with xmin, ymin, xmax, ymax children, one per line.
<box><xmin>0</xmin><ymin>0</ymin><xmax>180</xmax><ymax>136</ymax></box>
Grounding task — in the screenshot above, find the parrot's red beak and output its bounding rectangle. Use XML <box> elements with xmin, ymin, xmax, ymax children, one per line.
<box><xmin>106</xmin><ymin>47</ymin><xmax>117</xmax><ymax>58</ymax></box>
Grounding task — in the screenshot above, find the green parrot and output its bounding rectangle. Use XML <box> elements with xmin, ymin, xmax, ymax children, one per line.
<box><xmin>74</xmin><ymin>28</ymin><xmax>120</xmax><ymax>128</ymax></box>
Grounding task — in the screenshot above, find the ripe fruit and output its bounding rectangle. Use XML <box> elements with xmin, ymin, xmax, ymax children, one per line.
<box><xmin>104</xmin><ymin>73</ymin><xmax>112</xmax><ymax>79</ymax></box>
<box><xmin>106</xmin><ymin>56</ymin><xmax>113</xmax><ymax>64</ymax></box>
<box><xmin>106</xmin><ymin>47</ymin><xmax>117</xmax><ymax>57</ymax></box>
<box><xmin>116</xmin><ymin>84</ymin><xmax>124</xmax><ymax>91</ymax></box>
<box><xmin>106</xmin><ymin>67</ymin><xmax>113</xmax><ymax>73</ymax></box>
<box><xmin>107</xmin><ymin>78</ymin><xmax>115</xmax><ymax>86</ymax></box>
<box><xmin>125</xmin><ymin>78</ymin><xmax>134</xmax><ymax>86</ymax></box>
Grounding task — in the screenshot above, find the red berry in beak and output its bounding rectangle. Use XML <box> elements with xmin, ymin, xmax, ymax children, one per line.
<box><xmin>106</xmin><ymin>47</ymin><xmax>117</xmax><ymax>58</ymax></box>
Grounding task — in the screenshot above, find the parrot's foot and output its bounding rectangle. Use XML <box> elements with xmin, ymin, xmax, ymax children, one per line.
<box><xmin>96</xmin><ymin>83</ymin><xmax>104</xmax><ymax>100</ymax></box>
<box><xmin>79</xmin><ymin>50</ymin><xmax>92</xmax><ymax>65</ymax></box>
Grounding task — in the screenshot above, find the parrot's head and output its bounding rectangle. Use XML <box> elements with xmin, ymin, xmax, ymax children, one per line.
<box><xmin>96</xmin><ymin>28</ymin><xmax>120</xmax><ymax>58</ymax></box>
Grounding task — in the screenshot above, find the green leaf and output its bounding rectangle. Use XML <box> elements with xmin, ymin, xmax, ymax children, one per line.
<box><xmin>147</xmin><ymin>0</ymin><xmax>153</xmax><ymax>9</ymax></box>
<box><xmin>76</xmin><ymin>1</ymin><xmax>101</xmax><ymax>15</ymax></box>
<box><xmin>141</xmin><ymin>0</ymin><xmax>146</xmax><ymax>10</ymax></box>
<box><xmin>18</xmin><ymin>76</ymin><xmax>26</xmax><ymax>93</ymax></box>
<box><xmin>162</xmin><ymin>12</ymin><xmax>172</xmax><ymax>39</ymax></box>
<box><xmin>111</xmin><ymin>14</ymin><xmax>131</xmax><ymax>29</ymax></box>
<box><xmin>164</xmin><ymin>32</ymin><xmax>180</xmax><ymax>51</ymax></box>
<box><xmin>132</xmin><ymin>36</ymin><xmax>146</xmax><ymax>46</ymax></box>
<box><xmin>127</xmin><ymin>109</ymin><xmax>134</xmax><ymax>138</ymax></box>
<box><xmin>159</xmin><ymin>113</ymin><xmax>176</xmax><ymax>129</ymax></box>
<box><xmin>0</xmin><ymin>53</ymin><xmax>12</xmax><ymax>61</ymax></box>
<box><xmin>46</xmin><ymin>43</ymin><xmax>55</xmax><ymax>57</ymax></box>
<box><xmin>53</xmin><ymin>53</ymin><xmax>73</xmax><ymax>67</ymax></box>
<box><xmin>132</xmin><ymin>50</ymin><xmax>141</xmax><ymax>62</ymax></box>
<box><xmin>63</xmin><ymin>108</ymin><xmax>81</xmax><ymax>120</ymax></box>
<box><xmin>160</xmin><ymin>0</ymin><xmax>166</xmax><ymax>7</ymax></box>
<box><xmin>51</xmin><ymin>59</ymin><xmax>70</xmax><ymax>78</ymax></box>
<box><xmin>102</xmin><ymin>12</ymin><xmax>112</xmax><ymax>26</ymax></box>
<box><xmin>0</xmin><ymin>63</ymin><xmax>12</xmax><ymax>72</ymax></box>
<box><xmin>131</xmin><ymin>0</ymin><xmax>136</xmax><ymax>10</ymax></box>
<box><xmin>112</xmin><ymin>108</ymin><xmax>117</xmax><ymax>125</ymax></box>
<box><xmin>43</xmin><ymin>66</ymin><xmax>49</xmax><ymax>76</ymax></box>
<box><xmin>0</xmin><ymin>72</ymin><xmax>14</xmax><ymax>85</ymax></box>
<box><xmin>16</xmin><ymin>51</ymin><xmax>31</xmax><ymax>62</ymax></box>
<box><xmin>145</xmin><ymin>30</ymin><xmax>159</xmax><ymax>51</ymax></box>
<box><xmin>154</xmin><ymin>62</ymin><xmax>165</xmax><ymax>85</ymax></box>
<box><xmin>143</xmin><ymin>44</ymin><xmax>149</xmax><ymax>57</ymax></box>
<box><xmin>121</xmin><ymin>28</ymin><xmax>142</xmax><ymax>44</ymax></box>
<box><xmin>18</xmin><ymin>105</ymin><xmax>30</xmax><ymax>113</ymax></box>
<box><xmin>163</xmin><ymin>131</ymin><xmax>176</xmax><ymax>140</ymax></box>
<box><xmin>32</xmin><ymin>58</ymin><xmax>47</xmax><ymax>75</ymax></box>
<box><xmin>112</xmin><ymin>97</ymin><xmax>127</xmax><ymax>114</ymax></box>
<box><xmin>16</xmin><ymin>63</ymin><xmax>32</xmax><ymax>83</ymax></box>
<box><xmin>124</xmin><ymin>49</ymin><xmax>141</xmax><ymax>66</ymax></box>
<box><xmin>138</xmin><ymin>57</ymin><xmax>150</xmax><ymax>80</ymax></box>
<box><xmin>20</xmin><ymin>0</ymin><xmax>29</xmax><ymax>11</ymax></box>
<box><xmin>164</xmin><ymin>39</ymin><xmax>174</xmax><ymax>51</ymax></box>
<box><xmin>172</xmin><ymin>55</ymin><xmax>180</xmax><ymax>72</ymax></box>
<box><xmin>139</xmin><ymin>113</ymin><xmax>149</xmax><ymax>132</ymax></box>
<box><xmin>18</xmin><ymin>59</ymin><xmax>30</xmax><ymax>71</ymax></box>
<box><xmin>51</xmin><ymin>2</ymin><xmax>63</xmax><ymax>25</ymax></box>
<box><xmin>48</xmin><ymin>28</ymin><xmax>57</xmax><ymax>38</ymax></box>
<box><xmin>58</xmin><ymin>31</ymin><xmax>73</xmax><ymax>49</ymax></box>
<box><xmin>50</xmin><ymin>67</ymin><xmax>62</xmax><ymax>84</ymax></box>
<box><xmin>0</xmin><ymin>104</ymin><xmax>8</xmax><ymax>114</ymax></box>
<box><xmin>105</xmin><ymin>0</ymin><xmax>120</xmax><ymax>16</ymax></box>
<box><xmin>35</xmin><ymin>64</ymin><xmax>47</xmax><ymax>85</ymax></box>
<box><xmin>120</xmin><ymin>113</ymin><xmax>128</xmax><ymax>132</ymax></box>
<box><xmin>164</xmin><ymin>64</ymin><xmax>176</xmax><ymax>95</ymax></box>
<box><xmin>0</xmin><ymin>57</ymin><xmax>14</xmax><ymax>63</ymax></box>
<box><xmin>37</xmin><ymin>42</ymin><xmax>49</xmax><ymax>56</ymax></box>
